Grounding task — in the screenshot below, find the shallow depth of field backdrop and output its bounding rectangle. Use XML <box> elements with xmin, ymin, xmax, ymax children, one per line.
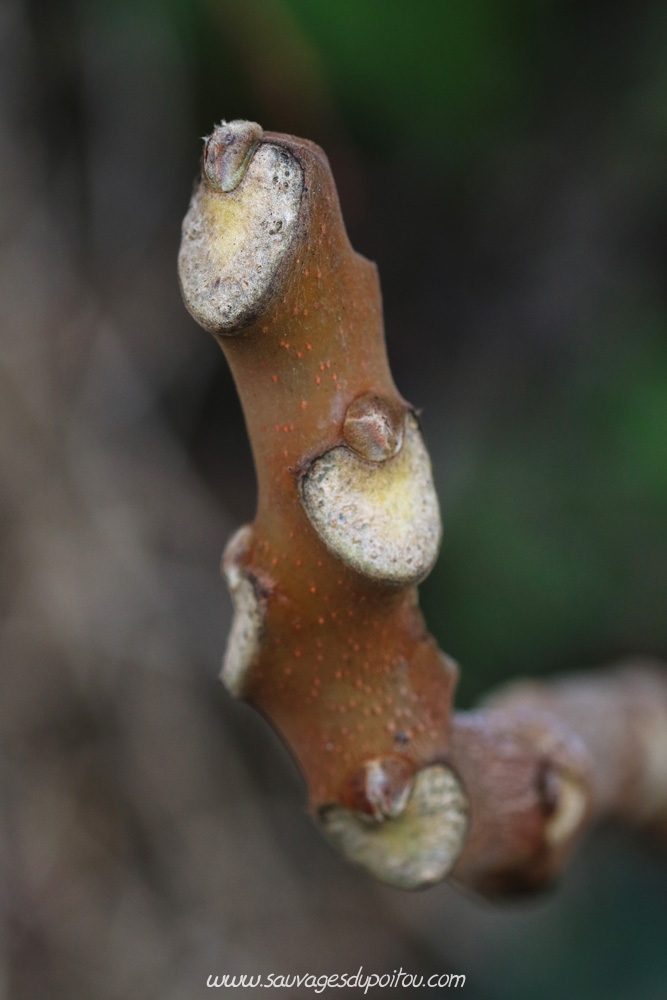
<box><xmin>2</xmin><ymin>1</ymin><xmax>667</xmax><ymax>998</ymax></box>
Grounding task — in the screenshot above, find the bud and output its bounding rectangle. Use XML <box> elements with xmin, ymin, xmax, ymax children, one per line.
<box><xmin>343</xmin><ymin>394</ymin><xmax>405</xmax><ymax>462</ymax></box>
<box><xmin>345</xmin><ymin>757</ymin><xmax>414</xmax><ymax>820</ymax></box>
<box><xmin>203</xmin><ymin>120</ymin><xmax>263</xmax><ymax>193</ymax></box>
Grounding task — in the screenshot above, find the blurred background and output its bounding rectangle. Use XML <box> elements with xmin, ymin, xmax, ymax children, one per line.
<box><xmin>1</xmin><ymin>0</ymin><xmax>666</xmax><ymax>997</ymax></box>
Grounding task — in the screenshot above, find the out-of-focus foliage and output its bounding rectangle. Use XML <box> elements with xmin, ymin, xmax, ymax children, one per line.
<box><xmin>1</xmin><ymin>0</ymin><xmax>666</xmax><ymax>997</ymax></box>
<box><xmin>283</xmin><ymin>0</ymin><xmax>540</xmax><ymax>148</ymax></box>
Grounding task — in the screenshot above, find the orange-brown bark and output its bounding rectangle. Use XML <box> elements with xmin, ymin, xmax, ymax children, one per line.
<box><xmin>181</xmin><ymin>128</ymin><xmax>456</xmax><ymax>816</ymax></box>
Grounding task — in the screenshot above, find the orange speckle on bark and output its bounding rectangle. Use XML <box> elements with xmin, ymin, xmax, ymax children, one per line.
<box><xmin>180</xmin><ymin>127</ymin><xmax>458</xmax><ymax>832</ymax></box>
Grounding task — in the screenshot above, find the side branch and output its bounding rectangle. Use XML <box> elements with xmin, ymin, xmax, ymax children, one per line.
<box><xmin>451</xmin><ymin>659</ymin><xmax>667</xmax><ymax>895</ymax></box>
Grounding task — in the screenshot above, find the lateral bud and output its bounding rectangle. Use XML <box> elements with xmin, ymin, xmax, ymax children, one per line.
<box><xmin>343</xmin><ymin>394</ymin><xmax>405</xmax><ymax>462</ymax></box>
<box><xmin>345</xmin><ymin>757</ymin><xmax>414</xmax><ymax>820</ymax></box>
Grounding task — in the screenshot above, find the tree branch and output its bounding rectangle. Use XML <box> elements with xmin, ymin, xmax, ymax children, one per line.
<box><xmin>178</xmin><ymin>121</ymin><xmax>667</xmax><ymax>893</ymax></box>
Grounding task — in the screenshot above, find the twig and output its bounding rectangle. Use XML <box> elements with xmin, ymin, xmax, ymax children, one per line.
<box><xmin>178</xmin><ymin>121</ymin><xmax>667</xmax><ymax>892</ymax></box>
